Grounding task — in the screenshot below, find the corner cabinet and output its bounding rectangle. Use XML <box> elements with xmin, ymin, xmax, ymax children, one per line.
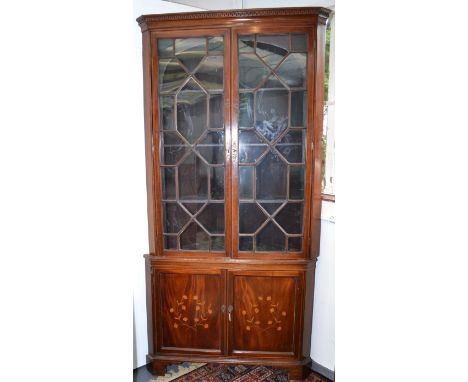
<box><xmin>137</xmin><ymin>7</ymin><xmax>330</xmax><ymax>380</ymax></box>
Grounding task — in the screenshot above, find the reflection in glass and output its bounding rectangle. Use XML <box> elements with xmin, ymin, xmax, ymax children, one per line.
<box><xmin>239</xmin><ymin>93</ymin><xmax>253</xmax><ymax>127</ymax></box>
<box><xmin>291</xmin><ymin>91</ymin><xmax>307</xmax><ymax>127</ymax></box>
<box><xmin>256</xmin><ymin>222</ymin><xmax>285</xmax><ymax>251</ymax></box>
<box><xmin>289</xmin><ymin>166</ymin><xmax>304</xmax><ymax>200</ymax></box>
<box><xmin>163</xmin><ymin>203</ymin><xmax>190</xmax><ymax>233</ymax></box>
<box><xmin>256</xmin><ymin>152</ymin><xmax>287</xmax><ymax>200</ymax></box>
<box><xmin>239</xmin><ymin>145</ymin><xmax>268</xmax><ymax>164</ymax></box>
<box><xmin>162</xmin><ymin>167</ymin><xmax>176</xmax><ymax>200</ymax></box>
<box><xmin>160</xmin><ymin>96</ymin><xmax>174</xmax><ymax>130</ymax></box>
<box><xmin>259</xmin><ymin>202</ymin><xmax>283</xmax><ymax>215</ymax></box>
<box><xmin>291</xmin><ymin>34</ymin><xmax>307</xmax><ymax>52</ymax></box>
<box><xmin>239</xmin><ymin>203</ymin><xmax>267</xmax><ymax>233</ymax></box>
<box><xmin>239</xmin><ymin>166</ymin><xmax>254</xmax><ymax>199</ymax></box>
<box><xmin>288</xmin><ymin>237</ymin><xmax>302</xmax><ymax>252</ymax></box>
<box><xmin>275</xmin><ymin>202</ymin><xmax>303</xmax><ymax>234</ymax></box>
<box><xmin>180</xmin><ymin>222</ymin><xmax>209</xmax><ymax>250</ymax></box>
<box><xmin>210</xmin><ymin>94</ymin><xmax>224</xmax><ymax>129</ymax></box>
<box><xmin>239</xmin><ymin>54</ymin><xmax>269</xmax><ymax>89</ymax></box>
<box><xmin>158</xmin><ymin>39</ymin><xmax>174</xmax><ymax>58</ymax></box>
<box><xmin>276</xmin><ymin>53</ymin><xmax>307</xmax><ymax>88</ymax></box>
<box><xmin>238</xmin><ymin>35</ymin><xmax>254</xmax><ymax>53</ymax></box>
<box><xmin>195</xmin><ymin>56</ymin><xmax>223</xmax><ymax>90</ymax></box>
<box><xmin>198</xmin><ymin>203</ymin><xmax>224</xmax><ymax>234</ymax></box>
<box><xmin>208</xmin><ymin>36</ymin><xmax>223</xmax><ymax>53</ymax></box>
<box><xmin>211</xmin><ymin>236</ymin><xmax>225</xmax><ymax>251</ymax></box>
<box><xmin>164</xmin><ymin>235</ymin><xmax>178</xmax><ymax>250</ymax></box>
<box><xmin>177</xmin><ymin>81</ymin><xmax>207</xmax><ymax>144</ymax></box>
<box><xmin>239</xmin><ymin>236</ymin><xmax>253</xmax><ymax>251</ymax></box>
<box><xmin>255</xmin><ymin>90</ymin><xmax>289</xmax><ymax>142</ymax></box>
<box><xmin>256</xmin><ymin>34</ymin><xmax>289</xmax><ymax>69</ymax></box>
<box><xmin>178</xmin><ymin>152</ymin><xmax>208</xmax><ymax>200</ymax></box>
<box><xmin>182</xmin><ymin>202</ymin><xmax>205</xmax><ymax>215</ymax></box>
<box><xmin>175</xmin><ymin>38</ymin><xmax>206</xmax><ymax>72</ymax></box>
<box><xmin>159</xmin><ymin>58</ymin><xmax>187</xmax><ymax>93</ymax></box>
<box><xmin>210</xmin><ymin>167</ymin><xmax>224</xmax><ymax>200</ymax></box>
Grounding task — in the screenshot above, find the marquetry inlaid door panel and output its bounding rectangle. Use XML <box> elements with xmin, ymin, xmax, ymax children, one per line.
<box><xmin>228</xmin><ymin>270</ymin><xmax>303</xmax><ymax>356</ymax></box>
<box><xmin>156</xmin><ymin>269</ymin><xmax>225</xmax><ymax>354</ymax></box>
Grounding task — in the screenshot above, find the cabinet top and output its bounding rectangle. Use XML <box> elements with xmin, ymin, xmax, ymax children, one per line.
<box><xmin>137</xmin><ymin>7</ymin><xmax>331</xmax><ymax>30</ymax></box>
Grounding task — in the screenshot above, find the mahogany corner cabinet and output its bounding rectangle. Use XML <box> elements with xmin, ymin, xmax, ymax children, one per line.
<box><xmin>137</xmin><ymin>7</ymin><xmax>330</xmax><ymax>380</ymax></box>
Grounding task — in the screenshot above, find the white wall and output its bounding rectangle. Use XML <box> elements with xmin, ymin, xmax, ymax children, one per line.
<box><xmin>132</xmin><ymin>0</ymin><xmax>203</xmax><ymax>369</ymax></box>
<box><xmin>132</xmin><ymin>1</ymin><xmax>335</xmax><ymax>372</ymax></box>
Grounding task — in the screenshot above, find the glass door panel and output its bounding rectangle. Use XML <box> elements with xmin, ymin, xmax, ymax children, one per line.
<box><xmin>157</xmin><ymin>34</ymin><xmax>227</xmax><ymax>253</ymax></box>
<box><xmin>235</xmin><ymin>31</ymin><xmax>310</xmax><ymax>256</ymax></box>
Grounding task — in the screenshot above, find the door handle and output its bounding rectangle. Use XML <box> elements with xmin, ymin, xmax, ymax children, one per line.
<box><xmin>221</xmin><ymin>304</ymin><xmax>226</xmax><ymax>313</ymax></box>
<box><xmin>227</xmin><ymin>305</ymin><xmax>233</xmax><ymax>322</ymax></box>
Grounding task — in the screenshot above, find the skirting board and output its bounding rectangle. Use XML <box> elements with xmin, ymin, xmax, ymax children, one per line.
<box><xmin>133</xmin><ymin>360</ymin><xmax>334</xmax><ymax>381</ymax></box>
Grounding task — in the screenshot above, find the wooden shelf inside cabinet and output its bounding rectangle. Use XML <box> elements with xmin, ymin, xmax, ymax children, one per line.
<box><xmin>138</xmin><ymin>7</ymin><xmax>330</xmax><ymax>381</ymax></box>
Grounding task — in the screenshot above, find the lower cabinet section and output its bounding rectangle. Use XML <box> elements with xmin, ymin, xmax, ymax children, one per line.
<box><xmin>155</xmin><ymin>269</ymin><xmax>225</xmax><ymax>354</ymax></box>
<box><xmin>229</xmin><ymin>271</ymin><xmax>302</xmax><ymax>357</ymax></box>
<box><xmin>152</xmin><ymin>267</ymin><xmax>304</xmax><ymax>358</ymax></box>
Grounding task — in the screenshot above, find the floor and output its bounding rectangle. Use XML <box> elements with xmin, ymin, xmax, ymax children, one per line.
<box><xmin>133</xmin><ymin>363</ymin><xmax>333</xmax><ymax>382</ymax></box>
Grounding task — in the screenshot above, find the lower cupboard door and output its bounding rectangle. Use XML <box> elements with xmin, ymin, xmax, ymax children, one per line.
<box><xmin>228</xmin><ymin>271</ymin><xmax>303</xmax><ymax>357</ymax></box>
<box><xmin>155</xmin><ymin>269</ymin><xmax>225</xmax><ymax>354</ymax></box>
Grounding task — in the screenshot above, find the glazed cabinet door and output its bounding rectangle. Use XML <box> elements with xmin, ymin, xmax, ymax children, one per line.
<box><xmin>152</xmin><ymin>28</ymin><xmax>232</xmax><ymax>256</ymax></box>
<box><xmin>232</xmin><ymin>27</ymin><xmax>315</xmax><ymax>258</ymax></box>
<box><xmin>154</xmin><ymin>269</ymin><xmax>226</xmax><ymax>354</ymax></box>
<box><xmin>227</xmin><ymin>270</ymin><xmax>304</xmax><ymax>357</ymax></box>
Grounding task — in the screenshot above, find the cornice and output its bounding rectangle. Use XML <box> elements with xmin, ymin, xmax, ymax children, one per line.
<box><xmin>137</xmin><ymin>7</ymin><xmax>331</xmax><ymax>28</ymax></box>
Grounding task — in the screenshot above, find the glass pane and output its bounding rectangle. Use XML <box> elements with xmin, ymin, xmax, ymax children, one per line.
<box><xmin>256</xmin><ymin>90</ymin><xmax>289</xmax><ymax>142</ymax></box>
<box><xmin>256</xmin><ymin>222</ymin><xmax>286</xmax><ymax>251</ymax></box>
<box><xmin>162</xmin><ymin>167</ymin><xmax>176</xmax><ymax>200</ymax></box>
<box><xmin>256</xmin><ymin>152</ymin><xmax>287</xmax><ymax>200</ymax></box>
<box><xmin>160</xmin><ymin>96</ymin><xmax>174</xmax><ymax>130</ymax></box>
<box><xmin>239</xmin><ymin>166</ymin><xmax>253</xmax><ymax>199</ymax></box>
<box><xmin>288</xmin><ymin>237</ymin><xmax>302</xmax><ymax>252</ymax></box>
<box><xmin>158</xmin><ymin>39</ymin><xmax>174</xmax><ymax>58</ymax></box>
<box><xmin>276</xmin><ymin>130</ymin><xmax>305</xmax><ymax>164</ymax></box>
<box><xmin>163</xmin><ymin>202</ymin><xmax>190</xmax><ymax>233</ymax></box>
<box><xmin>291</xmin><ymin>34</ymin><xmax>307</xmax><ymax>52</ymax></box>
<box><xmin>291</xmin><ymin>91</ymin><xmax>307</xmax><ymax>127</ymax></box>
<box><xmin>259</xmin><ymin>202</ymin><xmax>283</xmax><ymax>215</ymax></box>
<box><xmin>177</xmin><ymin>81</ymin><xmax>207</xmax><ymax>144</ymax></box>
<box><xmin>239</xmin><ymin>54</ymin><xmax>269</xmax><ymax>89</ymax></box>
<box><xmin>180</xmin><ymin>222</ymin><xmax>209</xmax><ymax>250</ymax></box>
<box><xmin>198</xmin><ymin>203</ymin><xmax>224</xmax><ymax>234</ymax></box>
<box><xmin>158</xmin><ymin>35</ymin><xmax>225</xmax><ymax>253</ymax></box>
<box><xmin>159</xmin><ymin>58</ymin><xmax>188</xmax><ymax>93</ymax></box>
<box><xmin>239</xmin><ymin>236</ymin><xmax>253</xmax><ymax>251</ymax></box>
<box><xmin>289</xmin><ymin>166</ymin><xmax>304</xmax><ymax>200</ymax></box>
<box><xmin>164</xmin><ymin>235</ymin><xmax>178</xmax><ymax>250</ymax></box>
<box><xmin>181</xmin><ymin>202</ymin><xmax>205</xmax><ymax>215</ymax></box>
<box><xmin>210</xmin><ymin>167</ymin><xmax>224</xmax><ymax>200</ymax></box>
<box><xmin>210</xmin><ymin>94</ymin><xmax>224</xmax><ymax>129</ymax></box>
<box><xmin>239</xmin><ymin>203</ymin><xmax>267</xmax><ymax>233</ymax></box>
<box><xmin>211</xmin><ymin>236</ymin><xmax>225</xmax><ymax>251</ymax></box>
<box><xmin>208</xmin><ymin>36</ymin><xmax>223</xmax><ymax>53</ymax></box>
<box><xmin>275</xmin><ymin>202</ymin><xmax>303</xmax><ymax>234</ymax></box>
<box><xmin>238</xmin><ymin>34</ymin><xmax>254</xmax><ymax>53</ymax></box>
<box><xmin>236</xmin><ymin>32</ymin><xmax>310</xmax><ymax>254</ymax></box>
<box><xmin>256</xmin><ymin>34</ymin><xmax>289</xmax><ymax>69</ymax></box>
<box><xmin>175</xmin><ymin>38</ymin><xmax>206</xmax><ymax>72</ymax></box>
<box><xmin>195</xmin><ymin>56</ymin><xmax>223</xmax><ymax>90</ymax></box>
<box><xmin>239</xmin><ymin>93</ymin><xmax>254</xmax><ymax>127</ymax></box>
<box><xmin>178</xmin><ymin>152</ymin><xmax>208</xmax><ymax>200</ymax></box>
<box><xmin>276</xmin><ymin>53</ymin><xmax>307</xmax><ymax>88</ymax></box>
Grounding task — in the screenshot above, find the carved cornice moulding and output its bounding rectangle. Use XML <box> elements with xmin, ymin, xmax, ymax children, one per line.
<box><xmin>137</xmin><ymin>7</ymin><xmax>331</xmax><ymax>28</ymax></box>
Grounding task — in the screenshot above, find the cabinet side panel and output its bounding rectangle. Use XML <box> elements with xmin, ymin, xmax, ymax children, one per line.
<box><xmin>142</xmin><ymin>30</ymin><xmax>156</xmax><ymax>254</ymax></box>
<box><xmin>310</xmin><ymin>23</ymin><xmax>326</xmax><ymax>259</ymax></box>
<box><xmin>301</xmin><ymin>265</ymin><xmax>317</xmax><ymax>358</ymax></box>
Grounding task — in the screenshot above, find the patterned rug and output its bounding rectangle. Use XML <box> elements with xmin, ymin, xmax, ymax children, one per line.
<box><xmin>151</xmin><ymin>363</ymin><xmax>330</xmax><ymax>382</ymax></box>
